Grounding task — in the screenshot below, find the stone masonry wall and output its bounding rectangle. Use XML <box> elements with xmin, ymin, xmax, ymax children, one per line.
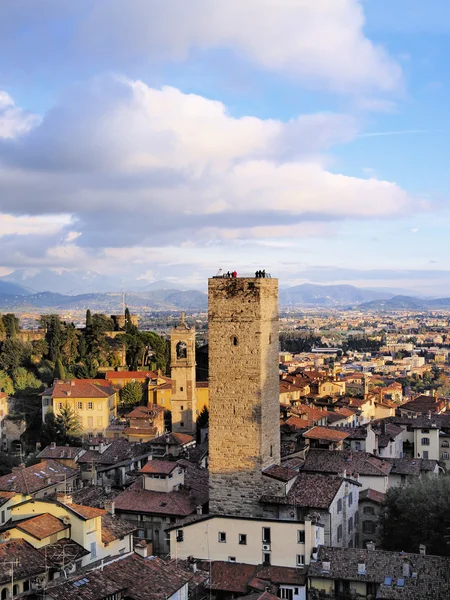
<box><xmin>208</xmin><ymin>277</ymin><xmax>281</xmax><ymax>517</ymax></box>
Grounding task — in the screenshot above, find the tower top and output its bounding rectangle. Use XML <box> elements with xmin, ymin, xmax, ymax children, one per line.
<box><xmin>173</xmin><ymin>311</ymin><xmax>190</xmax><ymax>331</ymax></box>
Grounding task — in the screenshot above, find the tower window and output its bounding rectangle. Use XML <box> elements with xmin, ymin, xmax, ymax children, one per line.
<box><xmin>180</xmin><ymin>387</ymin><xmax>184</xmax><ymax>392</ymax></box>
<box><xmin>218</xmin><ymin>532</ymin><xmax>226</xmax><ymax>543</ymax></box>
<box><xmin>176</xmin><ymin>341</ymin><xmax>187</xmax><ymax>359</ymax></box>
<box><xmin>232</xmin><ymin>336</ymin><xmax>238</xmax><ymax>346</ymax></box>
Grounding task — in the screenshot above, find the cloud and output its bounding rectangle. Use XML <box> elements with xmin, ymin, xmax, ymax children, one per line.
<box><xmin>0</xmin><ymin>1</ymin><xmax>401</xmax><ymax>96</ymax></box>
<box><xmin>0</xmin><ymin>77</ymin><xmax>423</xmax><ymax>256</ymax></box>
<box><xmin>0</xmin><ymin>91</ymin><xmax>40</xmax><ymax>139</ymax></box>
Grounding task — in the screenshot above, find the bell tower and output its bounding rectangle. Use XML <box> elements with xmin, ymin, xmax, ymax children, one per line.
<box><xmin>170</xmin><ymin>312</ymin><xmax>197</xmax><ymax>435</ymax></box>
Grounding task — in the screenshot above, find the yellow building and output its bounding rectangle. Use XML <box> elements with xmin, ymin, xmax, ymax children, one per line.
<box><xmin>8</xmin><ymin>493</ymin><xmax>134</xmax><ymax>568</ymax></box>
<box><xmin>41</xmin><ymin>379</ymin><xmax>118</xmax><ymax>438</ymax></box>
<box><xmin>0</xmin><ymin>392</ymin><xmax>9</xmax><ymax>450</ymax></box>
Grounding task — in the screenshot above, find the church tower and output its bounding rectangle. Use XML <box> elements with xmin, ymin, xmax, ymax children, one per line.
<box><xmin>170</xmin><ymin>312</ymin><xmax>197</xmax><ymax>435</ymax></box>
<box><xmin>208</xmin><ymin>276</ymin><xmax>281</xmax><ymax>517</ymax></box>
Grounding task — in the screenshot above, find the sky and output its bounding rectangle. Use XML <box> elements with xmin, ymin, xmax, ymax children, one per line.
<box><xmin>0</xmin><ymin>0</ymin><xmax>449</xmax><ymax>294</ymax></box>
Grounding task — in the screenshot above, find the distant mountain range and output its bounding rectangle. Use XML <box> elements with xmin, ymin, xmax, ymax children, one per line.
<box><xmin>0</xmin><ymin>268</ymin><xmax>446</xmax><ymax>311</ymax></box>
<box><xmin>358</xmin><ymin>295</ymin><xmax>450</xmax><ymax>310</ymax></box>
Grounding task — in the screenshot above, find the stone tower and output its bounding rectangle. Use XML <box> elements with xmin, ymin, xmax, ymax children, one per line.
<box><xmin>208</xmin><ymin>276</ymin><xmax>281</xmax><ymax>517</ymax></box>
<box><xmin>170</xmin><ymin>312</ymin><xmax>197</xmax><ymax>435</ymax></box>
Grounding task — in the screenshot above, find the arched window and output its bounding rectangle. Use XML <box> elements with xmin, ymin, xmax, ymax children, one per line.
<box><xmin>176</xmin><ymin>341</ymin><xmax>187</xmax><ymax>359</ymax></box>
<box><xmin>12</xmin><ymin>586</ymin><xmax>19</xmax><ymax>597</ymax></box>
<box><xmin>1</xmin><ymin>588</ymin><xmax>9</xmax><ymax>600</ymax></box>
<box><xmin>232</xmin><ymin>336</ymin><xmax>239</xmax><ymax>346</ymax></box>
<box><xmin>442</xmin><ymin>440</ymin><xmax>450</xmax><ymax>448</ymax></box>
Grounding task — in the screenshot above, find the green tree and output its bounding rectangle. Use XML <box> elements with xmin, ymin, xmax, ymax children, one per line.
<box><xmin>196</xmin><ymin>405</ymin><xmax>209</xmax><ymax>442</ymax></box>
<box><xmin>139</xmin><ymin>331</ymin><xmax>170</xmax><ymax>373</ymax></box>
<box><xmin>0</xmin><ymin>317</ymin><xmax>6</xmax><ymax>341</ymax></box>
<box><xmin>55</xmin><ymin>405</ymin><xmax>83</xmax><ymax>445</ymax></box>
<box><xmin>12</xmin><ymin>368</ymin><xmax>44</xmax><ymax>396</ymax></box>
<box><xmin>44</xmin><ymin>315</ymin><xmax>64</xmax><ymax>362</ymax></box>
<box><xmin>0</xmin><ymin>338</ymin><xmax>32</xmax><ymax>373</ymax></box>
<box><xmin>0</xmin><ymin>451</ymin><xmax>20</xmax><ymax>476</ymax></box>
<box><xmin>2</xmin><ymin>314</ymin><xmax>19</xmax><ymax>337</ymax></box>
<box><xmin>61</xmin><ymin>324</ymin><xmax>79</xmax><ymax>365</ymax></box>
<box><xmin>125</xmin><ymin>308</ymin><xmax>137</xmax><ymax>335</ymax></box>
<box><xmin>31</xmin><ymin>338</ymin><xmax>49</xmax><ymax>363</ymax></box>
<box><xmin>53</xmin><ymin>358</ymin><xmax>66</xmax><ymax>381</ymax></box>
<box><xmin>123</xmin><ymin>334</ymin><xmax>144</xmax><ymax>371</ymax></box>
<box><xmin>379</xmin><ymin>476</ymin><xmax>450</xmax><ymax>556</ymax></box>
<box><xmin>0</xmin><ymin>370</ymin><xmax>14</xmax><ymax>395</ymax></box>
<box><xmin>86</xmin><ymin>309</ymin><xmax>93</xmax><ymax>329</ymax></box>
<box><xmin>76</xmin><ymin>357</ymin><xmax>98</xmax><ymax>379</ymax></box>
<box><xmin>119</xmin><ymin>381</ymin><xmax>143</xmax><ymax>406</ymax></box>
<box><xmin>40</xmin><ymin>411</ymin><xmax>59</xmax><ymax>448</ymax></box>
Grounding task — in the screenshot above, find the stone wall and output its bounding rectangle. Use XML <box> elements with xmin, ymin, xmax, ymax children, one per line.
<box><xmin>208</xmin><ymin>277</ymin><xmax>281</xmax><ymax>517</ymax></box>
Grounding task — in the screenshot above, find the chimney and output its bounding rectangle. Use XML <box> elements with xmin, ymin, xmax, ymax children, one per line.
<box><xmin>196</xmin><ymin>505</ymin><xmax>203</xmax><ymax>515</ymax></box>
<box><xmin>403</xmin><ymin>562</ymin><xmax>410</xmax><ymax>577</ymax></box>
<box><xmin>50</xmin><ymin>442</ymin><xmax>56</xmax><ymax>450</ymax></box>
<box><xmin>366</xmin><ymin>541</ymin><xmax>375</xmax><ymax>551</ymax></box>
<box><xmin>57</xmin><ymin>492</ymin><xmax>73</xmax><ymax>505</ymax></box>
<box><xmin>419</xmin><ymin>544</ymin><xmax>426</xmax><ymax>555</ymax></box>
<box><xmin>104</xmin><ymin>500</ymin><xmax>115</xmax><ymax>515</ymax></box>
<box><xmin>134</xmin><ymin>540</ymin><xmax>148</xmax><ymax>559</ymax></box>
<box><xmin>188</xmin><ymin>556</ymin><xmax>198</xmax><ymax>573</ymax></box>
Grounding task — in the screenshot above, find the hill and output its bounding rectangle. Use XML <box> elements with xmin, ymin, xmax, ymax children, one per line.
<box><xmin>279</xmin><ymin>284</ymin><xmax>391</xmax><ymax>306</ymax></box>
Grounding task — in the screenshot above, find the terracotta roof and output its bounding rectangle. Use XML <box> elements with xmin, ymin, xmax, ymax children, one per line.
<box><xmin>303</xmin><ymin>426</ymin><xmax>350</xmax><ymax>442</ymax></box>
<box><xmin>176</xmin><ymin>459</ymin><xmax>209</xmax><ymax>506</ymax></box>
<box><xmin>196</xmin><ymin>381</ymin><xmax>209</xmax><ymax>388</ymax></box>
<box><xmin>124</xmin><ymin>427</ymin><xmax>158</xmax><ymax>436</ymax></box>
<box><xmin>385</xmin><ymin>457</ymin><xmax>438</xmax><ymax>476</ymax></box>
<box><xmin>114</xmin><ymin>478</ymin><xmax>198</xmax><ymax>516</ymax></box>
<box><xmin>284</xmin><ymin>416</ymin><xmax>314</xmax><ymax>430</ymax></box>
<box><xmin>0</xmin><ymin>539</ymin><xmax>49</xmax><ymax>585</ymax></box>
<box><xmin>309</xmin><ymin>545</ymin><xmax>450</xmax><ymax>599</ymax></box>
<box><xmin>255</xmin><ymin>564</ymin><xmax>306</xmax><ymax>585</ymax></box>
<box><xmin>302</xmin><ymin>449</ymin><xmax>391</xmax><ymax>477</ymax></box>
<box><xmin>345</xmin><ymin>426</ymin><xmax>369</xmax><ymax>440</ymax></box>
<box><xmin>0</xmin><ymin>491</ymin><xmax>15</xmax><ymax>507</ymax></box>
<box><xmin>326</xmin><ymin>412</ymin><xmax>348</xmax><ymax>425</ymax></box>
<box><xmin>103</xmin><ymin>554</ymin><xmax>192</xmax><ymax>600</ymax></box>
<box><xmin>126</xmin><ymin>404</ymin><xmax>164</xmax><ymax>419</ymax></box>
<box><xmin>63</xmin><ymin>502</ymin><xmax>106</xmax><ymax>520</ymax></box>
<box><xmin>401</xmin><ymin>395</ymin><xmax>446</xmax><ymax>414</ymax></box>
<box><xmin>78</xmin><ymin>440</ymin><xmax>153</xmax><ymax>466</ymax></box>
<box><xmin>207</xmin><ymin>562</ymin><xmax>256</xmax><ymax>593</ymax></box>
<box><xmin>38</xmin><ymin>538</ymin><xmax>89</xmax><ymax>566</ymax></box>
<box><xmin>0</xmin><ymin>460</ymin><xmax>78</xmax><ymax>495</ymax></box>
<box><xmin>263</xmin><ymin>464</ymin><xmax>298</xmax><ymax>482</ymax></box>
<box><xmin>15</xmin><ymin>513</ymin><xmax>68</xmax><ymax>540</ymax></box>
<box><xmin>294</xmin><ymin>404</ymin><xmax>327</xmax><ymax>422</ymax></box>
<box><xmin>151</xmin><ymin>432</ymin><xmax>195</xmax><ymax>446</ymax></box>
<box><xmin>38</xmin><ymin>445</ymin><xmax>85</xmax><ymax>460</ymax></box>
<box><xmin>101</xmin><ymin>514</ymin><xmax>136</xmax><ymax>544</ymax></box>
<box><xmin>141</xmin><ymin>460</ymin><xmax>179</xmax><ymax>475</ymax></box>
<box><xmin>359</xmin><ymin>488</ymin><xmax>386</xmax><ymax>504</ymax></box>
<box><xmin>45</xmin><ymin>379</ymin><xmax>117</xmax><ymax>399</ymax></box>
<box><xmin>70</xmin><ymin>486</ymin><xmax>121</xmax><ymax>509</ymax></box>
<box><xmin>262</xmin><ymin>472</ymin><xmax>345</xmax><ymax>510</ymax></box>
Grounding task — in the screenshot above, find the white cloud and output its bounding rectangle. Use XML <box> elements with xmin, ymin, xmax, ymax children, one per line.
<box><xmin>0</xmin><ymin>91</ymin><xmax>40</xmax><ymax>139</ymax></box>
<box><xmin>0</xmin><ymin>78</ymin><xmax>423</xmax><ymax>273</ymax></box>
<box><xmin>80</xmin><ymin>0</ymin><xmax>401</xmax><ymax>94</ymax></box>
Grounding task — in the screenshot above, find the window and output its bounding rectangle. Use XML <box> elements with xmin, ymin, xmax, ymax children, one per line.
<box><xmin>176</xmin><ymin>530</ymin><xmax>184</xmax><ymax>542</ymax></box>
<box><xmin>218</xmin><ymin>532</ymin><xmax>226</xmax><ymax>543</ymax></box>
<box><xmin>421</xmin><ymin>429</ymin><xmax>430</xmax><ymax>434</ymax></box>
<box><xmin>88</xmin><ymin>417</ymin><xmax>93</xmax><ymax>427</ymax></box>
<box><xmin>180</xmin><ymin>406</ymin><xmax>184</xmax><ymax>411</ymax></box>
<box><xmin>296</xmin><ymin>554</ymin><xmax>305</xmax><ymax>566</ymax></box>
<box><xmin>58</xmin><ymin>402</ymin><xmax>63</xmax><ymax>409</ymax></box>
<box><xmin>180</xmin><ymin>422</ymin><xmax>184</xmax><ymax>427</ymax></box>
<box><xmin>176</xmin><ymin>341</ymin><xmax>187</xmax><ymax>359</ymax></box>
<box><xmin>363</xmin><ymin>521</ymin><xmax>376</xmax><ymax>534</ymax></box>
<box><xmin>232</xmin><ymin>336</ymin><xmax>239</xmax><ymax>346</ymax></box>
<box><xmin>442</xmin><ymin>452</ymin><xmax>449</xmax><ymax>460</ymax></box>
<box><xmin>262</xmin><ymin>527</ymin><xmax>271</xmax><ymax>543</ymax></box>
<box><xmin>180</xmin><ymin>387</ymin><xmax>183</xmax><ymax>392</ymax></box>
<box><xmin>421</xmin><ymin>437</ymin><xmax>430</xmax><ymax>446</ymax></box>
<box><xmin>239</xmin><ymin>534</ymin><xmax>247</xmax><ymax>545</ymax></box>
<box><xmin>364</xmin><ymin>506</ymin><xmax>375</xmax><ymax>515</ymax></box>
<box><xmin>262</xmin><ymin>552</ymin><xmax>271</xmax><ymax>565</ymax></box>
<box><xmin>442</xmin><ymin>441</ymin><xmax>450</xmax><ymax>448</ymax></box>
<box><xmin>354</xmin><ymin>511</ymin><xmax>358</xmax><ymax>526</ymax></box>
<box><xmin>88</xmin><ymin>402</ymin><xmax>93</xmax><ymax>410</ymax></box>
<box><xmin>280</xmin><ymin>589</ymin><xmax>293</xmax><ymax>600</ymax></box>
<box><xmin>97</xmin><ymin>417</ymin><xmax>103</xmax><ymax>427</ymax></box>
<box><xmin>348</xmin><ymin>517</ymin><xmax>353</xmax><ymax>533</ymax></box>
<box><xmin>297</xmin><ymin>530</ymin><xmax>305</xmax><ymax>544</ymax></box>
<box><xmin>423</xmin><ymin>450</ymin><xmax>429</xmax><ymax>460</ymax></box>
<box><xmin>228</xmin><ymin>557</ymin><xmax>236</xmax><ymax>563</ymax></box>
<box><xmin>0</xmin><ymin>511</ymin><xmax>4</xmax><ymax>524</ymax></box>
<box><xmin>355</xmin><ymin>441</ymin><xmax>361</xmax><ymax>451</ymax></box>
<box><xmin>161</xmin><ymin>398</ymin><xmax>165</xmax><ymax>405</ymax></box>
<box><xmin>348</xmin><ymin>492</ymin><xmax>353</xmax><ymax>506</ymax></box>
<box><xmin>337</xmin><ymin>498</ymin><xmax>342</xmax><ymax>513</ymax></box>
<box><xmin>90</xmin><ymin>542</ymin><xmax>97</xmax><ymax>558</ymax></box>
<box><xmin>77</xmin><ymin>401</ymin><xmax>83</xmax><ymax>410</ymax></box>
<box><xmin>337</xmin><ymin>525</ymin><xmax>343</xmax><ymax>541</ymax></box>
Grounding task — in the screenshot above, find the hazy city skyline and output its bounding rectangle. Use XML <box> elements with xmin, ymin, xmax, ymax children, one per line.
<box><xmin>0</xmin><ymin>1</ymin><xmax>449</xmax><ymax>293</ymax></box>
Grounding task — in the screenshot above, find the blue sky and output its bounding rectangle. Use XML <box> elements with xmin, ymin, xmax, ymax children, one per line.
<box><xmin>0</xmin><ymin>0</ymin><xmax>449</xmax><ymax>294</ymax></box>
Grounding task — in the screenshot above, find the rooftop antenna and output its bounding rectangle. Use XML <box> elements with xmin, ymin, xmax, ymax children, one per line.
<box><xmin>122</xmin><ymin>280</ymin><xmax>125</xmax><ymax>315</ymax></box>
